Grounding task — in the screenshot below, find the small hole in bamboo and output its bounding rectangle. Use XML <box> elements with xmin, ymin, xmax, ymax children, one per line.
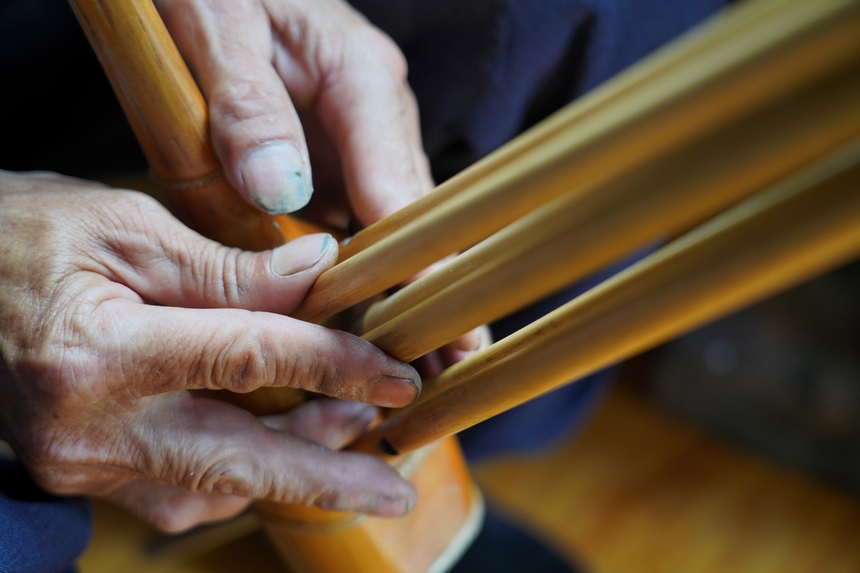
<box><xmin>379</xmin><ymin>438</ymin><xmax>399</xmax><ymax>456</ymax></box>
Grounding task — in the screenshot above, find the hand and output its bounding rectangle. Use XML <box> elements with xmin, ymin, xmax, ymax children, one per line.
<box><xmin>155</xmin><ymin>0</ymin><xmax>490</xmax><ymax>368</ymax></box>
<box><xmin>154</xmin><ymin>0</ymin><xmax>434</xmax><ymax>228</ymax></box>
<box><xmin>0</xmin><ymin>171</ymin><xmax>420</xmax><ymax>532</ymax></box>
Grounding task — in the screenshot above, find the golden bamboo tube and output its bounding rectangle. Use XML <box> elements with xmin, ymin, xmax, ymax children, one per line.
<box><xmin>352</xmin><ymin>140</ymin><xmax>860</xmax><ymax>456</ymax></box>
<box><xmin>360</xmin><ymin>63</ymin><xmax>860</xmax><ymax>361</ymax></box>
<box><xmin>69</xmin><ymin>0</ymin><xmax>316</xmax><ymax>249</ymax></box>
<box><xmin>294</xmin><ymin>0</ymin><xmax>860</xmax><ymax>324</ymax></box>
<box><xmin>336</xmin><ymin>0</ymin><xmax>792</xmax><ymax>261</ymax></box>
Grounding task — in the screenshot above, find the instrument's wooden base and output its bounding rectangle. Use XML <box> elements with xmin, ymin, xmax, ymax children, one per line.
<box><xmin>261</xmin><ymin>437</ymin><xmax>483</xmax><ymax>573</ymax></box>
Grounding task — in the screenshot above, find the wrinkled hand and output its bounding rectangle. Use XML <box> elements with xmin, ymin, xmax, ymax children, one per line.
<box><xmin>154</xmin><ymin>0</ymin><xmax>433</xmax><ymax>228</ymax></box>
<box><xmin>156</xmin><ymin>0</ymin><xmax>490</xmax><ymax>356</ymax></box>
<box><xmin>0</xmin><ymin>171</ymin><xmax>421</xmax><ymax>532</ymax></box>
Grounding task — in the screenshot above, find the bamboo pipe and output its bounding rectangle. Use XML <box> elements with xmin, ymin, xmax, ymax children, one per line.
<box><xmin>336</xmin><ymin>0</ymin><xmax>793</xmax><ymax>261</ymax></box>
<box><xmin>293</xmin><ymin>0</ymin><xmax>860</xmax><ymax>323</ymax></box>
<box><xmin>359</xmin><ymin>64</ymin><xmax>860</xmax><ymax>360</ymax></box>
<box><xmin>351</xmin><ymin>140</ymin><xmax>860</xmax><ymax>457</ymax></box>
<box><xmin>69</xmin><ymin>0</ymin><xmax>317</xmax><ymax>250</ymax></box>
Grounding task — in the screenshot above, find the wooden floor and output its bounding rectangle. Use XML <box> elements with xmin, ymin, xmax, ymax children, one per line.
<box><xmin>80</xmin><ymin>385</ymin><xmax>860</xmax><ymax>572</ymax></box>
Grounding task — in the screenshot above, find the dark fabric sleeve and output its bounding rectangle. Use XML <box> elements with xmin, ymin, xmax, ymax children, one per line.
<box><xmin>0</xmin><ymin>460</ymin><xmax>92</xmax><ymax>573</ymax></box>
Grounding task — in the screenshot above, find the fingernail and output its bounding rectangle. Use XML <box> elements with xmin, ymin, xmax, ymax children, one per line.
<box><xmin>367</xmin><ymin>496</ymin><xmax>413</xmax><ymax>517</ymax></box>
<box><xmin>240</xmin><ymin>143</ymin><xmax>312</xmax><ymax>214</ymax></box>
<box><xmin>271</xmin><ymin>234</ymin><xmax>334</xmax><ymax>277</ymax></box>
<box><xmin>344</xmin><ymin>405</ymin><xmax>379</xmax><ymax>433</ymax></box>
<box><xmin>367</xmin><ymin>376</ymin><xmax>420</xmax><ymax>408</ymax></box>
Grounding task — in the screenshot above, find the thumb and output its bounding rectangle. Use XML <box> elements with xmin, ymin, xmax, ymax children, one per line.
<box><xmin>105</xmin><ymin>198</ymin><xmax>337</xmax><ymax>313</ymax></box>
<box><xmin>156</xmin><ymin>232</ymin><xmax>336</xmax><ymax>313</ymax></box>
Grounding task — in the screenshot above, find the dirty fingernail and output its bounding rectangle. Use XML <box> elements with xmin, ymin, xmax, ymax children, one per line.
<box><xmin>367</xmin><ymin>376</ymin><xmax>420</xmax><ymax>408</ymax></box>
<box><xmin>271</xmin><ymin>234</ymin><xmax>334</xmax><ymax>277</ymax></box>
<box><xmin>240</xmin><ymin>143</ymin><xmax>312</xmax><ymax>214</ymax></box>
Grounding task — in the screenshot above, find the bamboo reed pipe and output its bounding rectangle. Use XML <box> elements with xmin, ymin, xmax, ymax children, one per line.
<box><xmin>337</xmin><ymin>0</ymin><xmax>791</xmax><ymax>261</ymax></box>
<box><xmin>360</xmin><ymin>65</ymin><xmax>860</xmax><ymax>358</ymax></box>
<box><xmin>351</xmin><ymin>140</ymin><xmax>860</xmax><ymax>457</ymax></box>
<box><xmin>293</xmin><ymin>0</ymin><xmax>860</xmax><ymax>323</ymax></box>
<box><xmin>69</xmin><ymin>0</ymin><xmax>314</xmax><ymax>250</ymax></box>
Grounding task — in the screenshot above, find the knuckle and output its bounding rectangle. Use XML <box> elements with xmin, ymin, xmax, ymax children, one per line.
<box><xmin>285</xmin><ymin>455</ymin><xmax>365</xmax><ymax>512</ymax></box>
<box><xmin>209</xmin><ymin>79</ymin><xmax>282</xmax><ymax>128</ymax></box>
<box><xmin>360</xmin><ymin>28</ymin><xmax>408</xmax><ymax>81</ymax></box>
<box><xmin>112</xmin><ymin>189</ymin><xmax>164</xmax><ymax>217</ymax></box>
<box><xmin>95</xmin><ymin>190</ymin><xmax>167</xmax><ymax>234</ymax></box>
<box><xmin>177</xmin><ymin>242</ymin><xmax>246</xmax><ymax>309</ymax></box>
<box><xmin>306</xmin><ymin>360</ymin><xmax>342</xmax><ymax>397</ymax></box>
<box><xmin>19</xmin><ymin>337</ymin><xmax>100</xmax><ymax>409</ymax></box>
<box><xmin>313</xmin><ymin>20</ymin><xmax>407</xmax><ymax>87</ymax></box>
<box><xmin>208</xmin><ymin>330</ymin><xmax>274</xmax><ymax>393</ymax></box>
<box><xmin>209</xmin><ymin>247</ymin><xmax>247</xmax><ymax>308</ymax></box>
<box><xmin>184</xmin><ymin>453</ymin><xmax>255</xmax><ymax>498</ymax></box>
<box><xmin>282</xmin><ymin>335</ymin><xmax>352</xmax><ymax>397</ymax></box>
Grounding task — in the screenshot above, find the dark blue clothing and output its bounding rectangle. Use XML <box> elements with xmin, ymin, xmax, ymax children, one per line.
<box><xmin>0</xmin><ymin>461</ymin><xmax>90</xmax><ymax>573</ymax></box>
<box><xmin>0</xmin><ymin>0</ymin><xmax>727</xmax><ymax>567</ymax></box>
<box><xmin>353</xmin><ymin>0</ymin><xmax>727</xmax><ymax>179</ymax></box>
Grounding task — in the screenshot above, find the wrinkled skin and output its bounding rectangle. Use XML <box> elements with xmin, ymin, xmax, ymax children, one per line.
<box><xmin>0</xmin><ymin>0</ymin><xmax>487</xmax><ymax>533</ymax></box>
<box><xmin>154</xmin><ymin>0</ymin><xmax>433</xmax><ymax>226</ymax></box>
<box><xmin>0</xmin><ymin>171</ymin><xmax>424</xmax><ymax>531</ymax></box>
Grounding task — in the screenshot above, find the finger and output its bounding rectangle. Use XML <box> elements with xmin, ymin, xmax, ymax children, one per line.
<box><xmin>151</xmin><ymin>230</ymin><xmax>335</xmax><ymax>313</ymax></box>
<box><xmin>410</xmin><ymin>326</ymin><xmax>491</xmax><ymax>379</ymax></box>
<box><xmin>106</xmin><ymin>480</ymin><xmax>251</xmax><ymax>533</ymax></box>
<box><xmin>157</xmin><ymin>0</ymin><xmax>313</xmax><ymax>214</ymax></box>
<box><xmin>97</xmin><ymin>195</ymin><xmax>336</xmax><ymax>313</ymax></box>
<box><xmin>260</xmin><ymin>399</ymin><xmax>378</xmax><ymax>450</ymax></box>
<box><xmin>95</xmin><ymin>299</ymin><xmax>420</xmax><ymax>405</ymax></box>
<box><xmin>267</xmin><ymin>2</ymin><xmax>435</xmax><ymax>226</ymax></box>
<box><xmin>444</xmin><ymin>325</ymin><xmax>492</xmax><ymax>356</ymax></box>
<box><xmin>137</xmin><ymin>395</ymin><xmax>416</xmax><ymax>517</ymax></box>
<box><xmin>314</xmin><ymin>42</ymin><xmax>434</xmax><ymax>226</ymax></box>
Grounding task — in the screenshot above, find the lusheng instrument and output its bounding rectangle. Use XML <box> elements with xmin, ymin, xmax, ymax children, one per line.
<box><xmin>70</xmin><ymin>0</ymin><xmax>860</xmax><ymax>570</ymax></box>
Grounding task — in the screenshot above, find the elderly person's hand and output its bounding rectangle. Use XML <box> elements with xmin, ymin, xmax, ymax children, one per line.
<box><xmin>0</xmin><ymin>171</ymin><xmax>420</xmax><ymax>532</ymax></box>
<box><xmin>154</xmin><ymin>0</ymin><xmax>433</xmax><ymax>228</ymax></box>
<box><xmin>153</xmin><ymin>0</ymin><xmax>488</xmax><ymax>361</ymax></box>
